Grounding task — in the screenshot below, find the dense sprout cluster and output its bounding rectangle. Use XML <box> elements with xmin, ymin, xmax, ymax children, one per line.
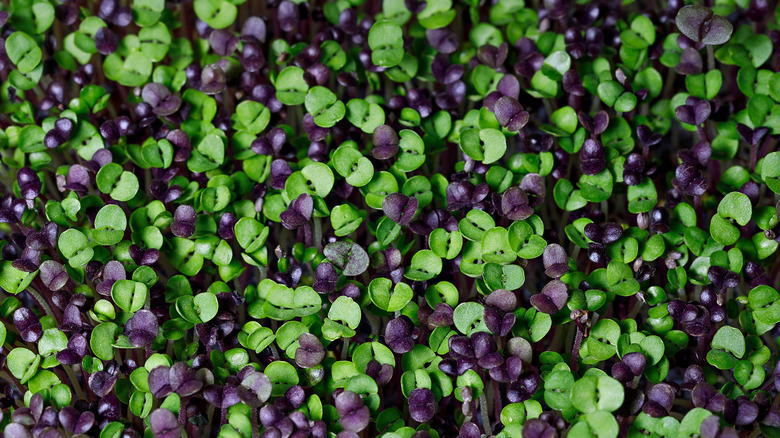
<box><xmin>1</xmin><ymin>0</ymin><xmax>780</xmax><ymax>437</ymax></box>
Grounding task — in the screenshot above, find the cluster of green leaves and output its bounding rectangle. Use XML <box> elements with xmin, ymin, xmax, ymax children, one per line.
<box><xmin>1</xmin><ymin>0</ymin><xmax>780</xmax><ymax>437</ymax></box>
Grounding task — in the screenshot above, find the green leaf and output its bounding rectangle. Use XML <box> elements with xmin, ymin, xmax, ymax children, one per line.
<box><xmin>570</xmin><ymin>375</ymin><xmax>624</xmax><ymax>413</ymax></box>
<box><xmin>769</xmin><ymin>71</ymin><xmax>780</xmax><ymax>102</ymax></box>
<box><xmin>0</xmin><ymin>261</ymin><xmax>38</xmax><ymax>294</ymax></box>
<box><xmin>708</xmin><ymin>325</ymin><xmax>745</xmax><ymax>362</ymax></box>
<box><xmin>320</xmin><ymin>40</ymin><xmax>347</xmax><ymax>70</ymax></box>
<box><xmin>235</xmin><ymin>100</ymin><xmax>270</xmax><ymax>134</ymax></box>
<box><xmin>633</xmin><ymin>67</ymin><xmax>663</xmax><ymax>99</ymax></box>
<box><xmin>330</xmin><ymin>204</ymin><xmax>364</xmax><ymax>236</ymax></box>
<box><xmin>742</xmin><ymin>34</ymin><xmax>772</xmax><ymax>68</ymax></box>
<box><xmin>69</xmin><ymin>120</ymin><xmax>105</xmax><ymax>160</ymax></box>
<box><xmin>235</xmin><ymin>217</ymin><xmax>269</xmax><ymax>253</ymax></box>
<box><xmin>7</xmin><ymin>347</ymin><xmax>40</xmax><ymax>384</ymax></box>
<box><xmin>347</xmin><ymin>99</ymin><xmax>385</xmax><ymax>134</ymax></box>
<box><xmin>602</xmin><ymin>117</ymin><xmax>635</xmax><ymax>153</ymax></box>
<box><xmin>550</xmin><ymin>106</ymin><xmax>578</xmax><ymax>135</ymax></box>
<box><xmin>96</xmin><ymin>163</ymin><xmax>140</xmax><ymax>202</ymax></box>
<box><xmin>132</xmin><ymin>0</ymin><xmax>165</xmax><ymax>26</ymax></box>
<box><xmin>395</xmin><ymin>129</ymin><xmax>426</xmax><ymax>172</ymax></box>
<box><xmin>75</xmin><ymin>17</ymin><xmax>106</xmax><ymax>54</ymax></box>
<box><xmin>275</xmin><ymin>66</ymin><xmax>309</xmax><ymax>106</ymax></box>
<box><xmin>459</xmin><ymin>128</ymin><xmax>507</xmax><ymax>164</ymax></box>
<box><xmin>597</xmin><ymin>81</ymin><xmax>624</xmax><ymax>107</ymax></box>
<box><xmin>332</xmin><ymin>146</ymin><xmax>374</xmax><ymax>187</ymax></box>
<box><xmin>405</xmin><ymin>250</ymin><xmax>442</xmax><ymax>281</ymax></box>
<box><xmin>620</xmin><ymin>15</ymin><xmax>656</xmax><ymax>49</ymax></box>
<box><xmin>529</xmin><ymin>70</ymin><xmax>558</xmax><ymax>98</ymax></box>
<box><xmin>569</xmin><ymin>410</ymin><xmax>619</xmax><ymax>437</ymax></box>
<box><xmin>176</xmin><ymin>293</ymin><xmax>219</xmax><ymax>324</ymax></box>
<box><xmin>709</xmin><ymin>214</ymin><xmax>740</xmax><ymax>246</ymax></box>
<box><xmin>91</xmin><ymin>322</ymin><xmax>119</xmax><ymax>361</ymax></box>
<box><xmin>542</xmin><ymin>51</ymin><xmax>571</xmax><ymax>81</ymax></box>
<box><xmin>718</xmin><ymin>192</ymin><xmax>752</xmax><ymax>226</ymax></box>
<box><xmin>264</xmin><ymin>284</ymin><xmax>321</xmax><ymax>321</ymax></box>
<box><xmin>368</xmin><ymin>21</ymin><xmax>404</xmax><ymax>67</ymax></box>
<box><xmin>418</xmin><ymin>0</ymin><xmax>456</xmax><ymax>29</ymax></box>
<box><xmin>18</xmin><ymin>125</ymin><xmax>45</xmax><ymax>153</ymax></box>
<box><xmin>544</xmin><ymin>370</ymin><xmax>574</xmax><ymax>411</ymax></box>
<box><xmin>579</xmin><ymin>169</ymin><xmax>614</xmax><ymax>202</ymax></box>
<box><xmin>328</xmin><ymin>296</ymin><xmax>361</xmax><ymax>329</ymax></box>
<box><xmin>761</xmin><ymin>152</ymin><xmax>780</xmax><ymax>194</ymax></box>
<box><xmin>182</xmin><ymin>89</ymin><xmax>216</xmax><ymax>121</ymax></box>
<box><xmin>489</xmin><ymin>0</ymin><xmax>525</xmax><ymax>25</ymax></box>
<box><xmin>111</xmin><ymin>280</ymin><xmax>149</xmax><ymax>313</ymax></box>
<box><xmin>117</xmin><ymin>52</ymin><xmax>153</xmax><ymax>87</ymax></box>
<box><xmin>369</xmin><ymin>277</ymin><xmax>414</xmax><ymax>312</ymax></box>
<box><xmin>94</xmin><ymin>204</ymin><xmax>128</xmax><ymax>245</ymax></box>
<box><xmin>614</xmin><ymin>92</ymin><xmax>638</xmax><ymax>112</ymax></box>
<box><xmin>8</xmin><ymin>64</ymin><xmax>43</xmax><ymax>91</ymax></box>
<box><xmin>193</xmin><ymin>0</ymin><xmax>237</xmax><ymax>29</ymax></box>
<box><xmin>425</xmin><ymin>281</ymin><xmax>460</xmax><ymax>308</ymax></box>
<box><xmin>686</xmin><ymin>70</ymin><xmax>722</xmax><ymax>100</ymax></box>
<box><xmin>429</xmin><ymin>229</ymin><xmax>464</xmax><ymax>260</ymax></box>
<box><xmin>583</xmin><ymin>319</ymin><xmax>620</xmax><ymax>362</ymax></box>
<box><xmin>455</xmin><ymin>369</ymin><xmax>484</xmax><ymax>401</ymax></box>
<box><xmin>481</xmin><ymin>227</ymin><xmax>515</xmax><ymax>264</ymax></box>
<box><xmin>453</xmin><ymin>302</ymin><xmax>490</xmax><ymax>335</ymax></box>
<box><xmin>639</xmin><ymin>336</ymin><xmax>665</xmax><ymax>366</ymax></box>
<box><xmin>470</xmin><ymin>23</ymin><xmax>503</xmax><ymax>47</ymax></box>
<box><xmin>265</xmin><ymin>360</ymin><xmax>300</xmax><ymax>396</ymax></box>
<box><xmin>29</xmin><ymin>1</ymin><xmax>56</xmax><ymax>34</ymax></box>
<box><xmin>748</xmin><ymin>285</ymin><xmax>780</xmax><ymax>325</ymax></box>
<box><xmin>188</xmin><ymin>133</ymin><xmax>226</xmax><ymax>173</ymax></box>
<box><xmin>386</xmin><ymin>53</ymin><xmax>419</xmax><ymax>82</ymax></box>
<box><xmin>627</xmin><ymin>178</ymin><xmax>658</xmax><ymax>213</ymax></box>
<box><xmin>678</xmin><ymin>409</ymin><xmax>715</xmax><ymax>438</ymax></box>
<box><xmin>607</xmin><ymin>261</ymin><xmax>640</xmax><ymax>296</ymax></box>
<box><xmin>58</xmin><ymin>229</ymin><xmax>94</xmax><ymax>268</ymax></box>
<box><xmin>353</xmin><ymin>342</ymin><xmax>395</xmax><ymax>373</ymax></box>
<box><xmin>141</xmin><ymin>138</ymin><xmax>174</xmax><ymax>169</ymax></box>
<box><xmin>139</xmin><ymin>22</ymin><xmax>171</xmax><ymax>61</ymax></box>
<box><xmin>483</xmin><ymin>264</ymin><xmax>525</xmax><ymax>292</ymax></box>
<box><xmin>382</xmin><ymin>0</ymin><xmax>412</xmax><ymax>25</ymax></box>
<box><xmin>6</xmin><ymin>32</ymin><xmax>42</xmax><ymax>73</ymax></box>
<box><xmin>305</xmin><ymin>86</ymin><xmax>346</xmax><ymax>128</ymax></box>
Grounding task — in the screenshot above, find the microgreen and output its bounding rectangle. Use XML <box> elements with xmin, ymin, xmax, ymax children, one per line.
<box><xmin>0</xmin><ymin>1</ymin><xmax>779</xmax><ymax>437</ymax></box>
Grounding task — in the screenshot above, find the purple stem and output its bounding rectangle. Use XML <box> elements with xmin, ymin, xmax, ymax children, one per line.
<box><xmin>179</xmin><ymin>397</ymin><xmax>188</xmax><ymax>429</ymax></box>
<box><xmin>492</xmin><ymin>378</ymin><xmax>502</xmax><ymax>427</ymax></box>
<box><xmin>252</xmin><ymin>406</ymin><xmax>259</xmax><ymax>438</ymax></box>
<box><xmin>750</xmin><ymin>143</ymin><xmax>758</xmax><ymax>174</ymax></box>
<box><xmin>571</xmin><ymin>323</ymin><xmax>584</xmax><ymax>372</ymax></box>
